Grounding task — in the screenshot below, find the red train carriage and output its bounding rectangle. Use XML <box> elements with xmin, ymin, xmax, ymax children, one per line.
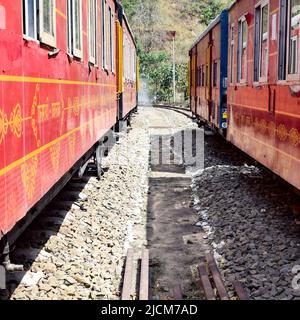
<box><xmin>190</xmin><ymin>0</ymin><xmax>300</xmax><ymax>193</ymax></box>
<box><xmin>190</xmin><ymin>11</ymin><xmax>228</xmax><ymax>135</ymax></box>
<box><xmin>0</xmin><ymin>0</ymin><xmax>138</xmax><ymax>264</ymax></box>
<box><xmin>227</xmin><ymin>0</ymin><xmax>300</xmax><ymax>191</ymax></box>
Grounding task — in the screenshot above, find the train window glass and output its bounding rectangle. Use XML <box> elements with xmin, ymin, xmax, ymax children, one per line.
<box><xmin>279</xmin><ymin>0</ymin><xmax>288</xmax><ymax>80</ymax></box>
<box><xmin>102</xmin><ymin>0</ymin><xmax>107</xmax><ymax>69</ymax></box>
<box><xmin>260</xmin><ymin>4</ymin><xmax>269</xmax><ymax>79</ymax></box>
<box><xmin>23</xmin><ymin>0</ymin><xmax>38</xmax><ymax>39</ymax></box>
<box><xmin>202</xmin><ymin>65</ymin><xmax>205</xmax><ymax>86</ymax></box>
<box><xmin>110</xmin><ymin>11</ymin><xmax>115</xmax><ymax>72</ymax></box>
<box><xmin>213</xmin><ymin>61</ymin><xmax>217</xmax><ymax>87</ymax></box>
<box><xmin>88</xmin><ymin>0</ymin><xmax>97</xmax><ymax>64</ymax></box>
<box><xmin>67</xmin><ymin>0</ymin><xmax>83</xmax><ymax>59</ymax></box>
<box><xmin>288</xmin><ymin>0</ymin><xmax>300</xmax><ymax>75</ymax></box>
<box><xmin>254</xmin><ymin>6</ymin><xmax>261</xmax><ymax>82</ymax></box>
<box><xmin>230</xmin><ymin>24</ymin><xmax>234</xmax><ymax>83</ymax></box>
<box><xmin>206</xmin><ymin>65</ymin><xmax>208</xmax><ymax>86</ymax></box>
<box><xmin>39</xmin><ymin>0</ymin><xmax>56</xmax><ymax>47</ymax></box>
<box><xmin>199</xmin><ymin>67</ymin><xmax>202</xmax><ymax>87</ymax></box>
<box><xmin>237</xmin><ymin>18</ymin><xmax>247</xmax><ymax>83</ymax></box>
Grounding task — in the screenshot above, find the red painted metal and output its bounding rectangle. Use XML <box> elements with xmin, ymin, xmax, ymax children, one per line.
<box><xmin>190</xmin><ymin>0</ymin><xmax>300</xmax><ymax>192</ymax></box>
<box><xmin>190</xmin><ymin>20</ymin><xmax>222</xmax><ymax>129</ymax></box>
<box><xmin>122</xmin><ymin>17</ymin><xmax>137</xmax><ymax>117</ymax></box>
<box><xmin>227</xmin><ymin>0</ymin><xmax>300</xmax><ymax>191</ymax></box>
<box><xmin>0</xmin><ymin>0</ymin><xmax>137</xmax><ymax>237</ymax></box>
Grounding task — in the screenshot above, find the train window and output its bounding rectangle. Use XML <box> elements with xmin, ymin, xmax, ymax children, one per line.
<box><xmin>202</xmin><ymin>65</ymin><xmax>205</xmax><ymax>86</ymax></box>
<box><xmin>261</xmin><ymin>4</ymin><xmax>269</xmax><ymax>79</ymax></box>
<box><xmin>278</xmin><ymin>0</ymin><xmax>300</xmax><ymax>79</ymax></box>
<box><xmin>39</xmin><ymin>0</ymin><xmax>56</xmax><ymax>47</ymax></box>
<box><xmin>67</xmin><ymin>0</ymin><xmax>83</xmax><ymax>59</ymax></box>
<box><xmin>279</xmin><ymin>0</ymin><xmax>288</xmax><ymax>80</ymax></box>
<box><xmin>230</xmin><ymin>24</ymin><xmax>234</xmax><ymax>83</ymax></box>
<box><xmin>197</xmin><ymin>67</ymin><xmax>201</xmax><ymax>87</ymax></box>
<box><xmin>254</xmin><ymin>2</ymin><xmax>269</xmax><ymax>82</ymax></box>
<box><xmin>23</xmin><ymin>0</ymin><xmax>38</xmax><ymax>39</ymax></box>
<box><xmin>23</xmin><ymin>0</ymin><xmax>56</xmax><ymax>47</ymax></box>
<box><xmin>101</xmin><ymin>0</ymin><xmax>107</xmax><ymax>69</ymax></box>
<box><xmin>288</xmin><ymin>0</ymin><xmax>300</xmax><ymax>75</ymax></box>
<box><xmin>213</xmin><ymin>61</ymin><xmax>217</xmax><ymax>87</ymax></box>
<box><xmin>237</xmin><ymin>17</ymin><xmax>247</xmax><ymax>83</ymax></box>
<box><xmin>199</xmin><ymin>67</ymin><xmax>202</xmax><ymax>87</ymax></box>
<box><xmin>88</xmin><ymin>0</ymin><xmax>97</xmax><ymax>64</ymax></box>
<box><xmin>110</xmin><ymin>10</ymin><xmax>115</xmax><ymax>72</ymax></box>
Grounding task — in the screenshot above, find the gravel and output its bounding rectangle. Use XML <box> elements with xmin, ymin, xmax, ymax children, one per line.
<box><xmin>7</xmin><ymin>110</ymin><xmax>150</xmax><ymax>300</ymax></box>
<box><xmin>189</xmin><ymin>134</ymin><xmax>300</xmax><ymax>300</ymax></box>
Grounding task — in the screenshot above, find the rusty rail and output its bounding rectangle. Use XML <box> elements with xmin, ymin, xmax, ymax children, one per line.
<box><xmin>139</xmin><ymin>249</ymin><xmax>149</xmax><ymax>300</ymax></box>
<box><xmin>121</xmin><ymin>248</ymin><xmax>149</xmax><ymax>300</ymax></box>
<box><xmin>197</xmin><ymin>252</ymin><xmax>250</xmax><ymax>300</ymax></box>
<box><xmin>121</xmin><ymin>248</ymin><xmax>134</xmax><ymax>300</ymax></box>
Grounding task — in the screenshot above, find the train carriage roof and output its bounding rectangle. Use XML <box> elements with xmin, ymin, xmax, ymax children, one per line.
<box><xmin>189</xmin><ymin>12</ymin><xmax>223</xmax><ymax>52</ymax></box>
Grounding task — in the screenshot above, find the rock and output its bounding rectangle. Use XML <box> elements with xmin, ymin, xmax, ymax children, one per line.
<box><xmin>39</xmin><ymin>283</ymin><xmax>52</xmax><ymax>292</ymax></box>
<box><xmin>73</xmin><ymin>275</ymin><xmax>91</xmax><ymax>288</ymax></box>
<box><xmin>21</xmin><ymin>272</ymin><xmax>44</xmax><ymax>287</ymax></box>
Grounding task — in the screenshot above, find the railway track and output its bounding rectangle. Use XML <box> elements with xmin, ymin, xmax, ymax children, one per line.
<box><xmin>121</xmin><ymin>248</ymin><xmax>149</xmax><ymax>300</ymax></box>
<box><xmin>1</xmin><ymin>167</ymin><xmax>97</xmax><ymax>299</ymax></box>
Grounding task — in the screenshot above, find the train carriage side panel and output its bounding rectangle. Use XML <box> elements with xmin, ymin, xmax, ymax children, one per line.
<box><xmin>227</xmin><ymin>0</ymin><xmax>300</xmax><ymax>191</ymax></box>
<box><xmin>190</xmin><ymin>11</ymin><xmax>228</xmax><ymax>134</ymax></box>
<box><xmin>0</xmin><ymin>0</ymin><xmax>118</xmax><ymax>237</ymax></box>
<box><xmin>122</xmin><ymin>15</ymin><xmax>137</xmax><ymax>119</ymax></box>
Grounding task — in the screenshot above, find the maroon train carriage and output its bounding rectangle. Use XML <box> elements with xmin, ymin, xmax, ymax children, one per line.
<box><xmin>190</xmin><ymin>0</ymin><xmax>300</xmax><ymax>193</ymax></box>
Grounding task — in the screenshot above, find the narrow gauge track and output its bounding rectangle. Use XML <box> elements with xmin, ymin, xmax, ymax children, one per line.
<box><xmin>121</xmin><ymin>249</ymin><xmax>149</xmax><ymax>300</ymax></box>
<box><xmin>0</xmin><ymin>124</ymin><xmax>132</xmax><ymax>300</ymax></box>
<box><xmin>1</xmin><ymin>164</ymin><xmax>101</xmax><ymax>300</ymax></box>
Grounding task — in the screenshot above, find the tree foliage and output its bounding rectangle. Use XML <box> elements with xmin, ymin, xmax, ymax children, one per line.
<box><xmin>122</xmin><ymin>0</ymin><xmax>228</xmax><ymax>103</ymax></box>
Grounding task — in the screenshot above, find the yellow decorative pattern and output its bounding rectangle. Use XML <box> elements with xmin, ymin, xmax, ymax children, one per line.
<box><xmin>267</xmin><ymin>121</ymin><xmax>276</xmax><ymax>138</ymax></box>
<box><xmin>31</xmin><ymin>84</ymin><xmax>41</xmax><ymax>147</ymax></box>
<box><xmin>233</xmin><ymin>111</ymin><xmax>300</xmax><ymax>147</ymax></box>
<box><xmin>9</xmin><ymin>104</ymin><xmax>22</xmax><ymax>138</ymax></box>
<box><xmin>21</xmin><ymin>155</ymin><xmax>39</xmax><ymax>201</ymax></box>
<box><xmin>50</xmin><ymin>142</ymin><xmax>61</xmax><ymax>174</ymax></box>
<box><xmin>289</xmin><ymin>128</ymin><xmax>300</xmax><ymax>147</ymax></box>
<box><xmin>0</xmin><ymin>109</ymin><xmax>8</xmax><ymax>144</ymax></box>
<box><xmin>68</xmin><ymin>133</ymin><xmax>76</xmax><ymax>158</ymax></box>
<box><xmin>277</xmin><ymin>124</ymin><xmax>288</xmax><ymax>141</ymax></box>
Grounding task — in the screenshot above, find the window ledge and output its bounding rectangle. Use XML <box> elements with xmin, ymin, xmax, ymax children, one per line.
<box><xmin>23</xmin><ymin>35</ymin><xmax>39</xmax><ymax>44</ymax></box>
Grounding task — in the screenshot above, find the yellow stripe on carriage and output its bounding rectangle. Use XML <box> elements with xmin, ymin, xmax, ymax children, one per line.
<box><xmin>0</xmin><ymin>75</ymin><xmax>116</xmax><ymax>88</ymax></box>
<box><xmin>0</xmin><ymin>114</ymin><xmax>105</xmax><ymax>177</ymax></box>
<box><xmin>56</xmin><ymin>8</ymin><xmax>67</xmax><ymax>20</ymax></box>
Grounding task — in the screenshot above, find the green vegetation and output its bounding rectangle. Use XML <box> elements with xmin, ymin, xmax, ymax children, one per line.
<box><xmin>123</xmin><ymin>0</ymin><xmax>231</xmax><ymax>103</ymax></box>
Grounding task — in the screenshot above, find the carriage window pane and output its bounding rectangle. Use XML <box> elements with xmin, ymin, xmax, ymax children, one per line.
<box><xmin>43</xmin><ymin>0</ymin><xmax>54</xmax><ymax>35</ymax></box>
<box><xmin>237</xmin><ymin>19</ymin><xmax>247</xmax><ymax>82</ymax></box>
<box><xmin>23</xmin><ymin>0</ymin><xmax>37</xmax><ymax>39</ymax></box>
<box><xmin>89</xmin><ymin>0</ymin><xmax>97</xmax><ymax>63</ymax></box>
<box><xmin>213</xmin><ymin>61</ymin><xmax>217</xmax><ymax>87</ymax></box>
<box><xmin>102</xmin><ymin>0</ymin><xmax>107</xmax><ymax>68</ymax></box>
<box><xmin>289</xmin><ymin>0</ymin><xmax>300</xmax><ymax>74</ymax></box>
<box><xmin>230</xmin><ymin>25</ymin><xmax>234</xmax><ymax>83</ymax></box>
<box><xmin>28</xmin><ymin>0</ymin><xmax>36</xmax><ymax>37</ymax></box>
<box><xmin>68</xmin><ymin>0</ymin><xmax>82</xmax><ymax>57</ymax></box>
<box><xmin>109</xmin><ymin>7</ymin><xmax>113</xmax><ymax>70</ymax></box>
<box><xmin>74</xmin><ymin>0</ymin><xmax>81</xmax><ymax>50</ymax></box>
<box><xmin>260</xmin><ymin>5</ymin><xmax>269</xmax><ymax>78</ymax></box>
